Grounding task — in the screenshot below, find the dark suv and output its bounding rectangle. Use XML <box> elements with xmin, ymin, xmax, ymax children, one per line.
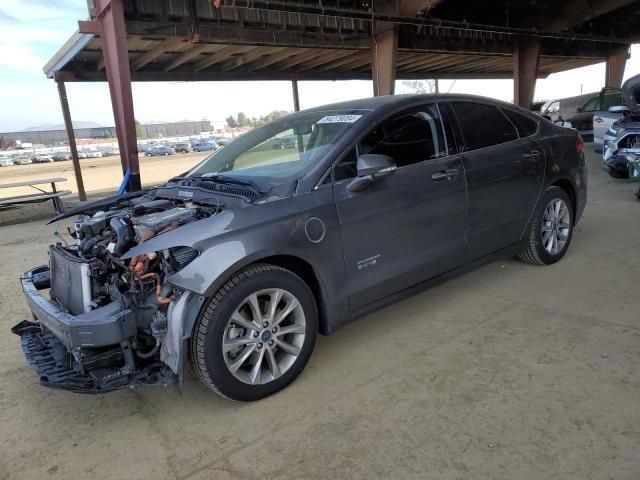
<box><xmin>173</xmin><ymin>142</ymin><xmax>191</xmax><ymax>153</ymax></box>
<box><xmin>12</xmin><ymin>94</ymin><xmax>586</xmax><ymax>401</ymax></box>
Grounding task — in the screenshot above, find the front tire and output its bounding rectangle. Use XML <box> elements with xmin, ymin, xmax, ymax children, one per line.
<box><xmin>519</xmin><ymin>186</ymin><xmax>574</xmax><ymax>265</ymax></box>
<box><xmin>190</xmin><ymin>264</ymin><xmax>318</xmax><ymax>401</ymax></box>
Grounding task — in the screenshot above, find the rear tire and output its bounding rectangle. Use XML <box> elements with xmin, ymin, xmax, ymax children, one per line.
<box><xmin>519</xmin><ymin>186</ymin><xmax>574</xmax><ymax>265</ymax></box>
<box><xmin>190</xmin><ymin>264</ymin><xmax>318</xmax><ymax>401</ymax></box>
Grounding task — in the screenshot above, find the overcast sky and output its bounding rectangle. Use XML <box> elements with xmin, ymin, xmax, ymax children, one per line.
<box><xmin>1</xmin><ymin>0</ymin><xmax>639</xmax><ymax>132</ymax></box>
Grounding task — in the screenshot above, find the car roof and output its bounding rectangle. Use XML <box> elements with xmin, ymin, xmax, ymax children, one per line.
<box><xmin>300</xmin><ymin>93</ymin><xmax>522</xmax><ymax>116</ymax></box>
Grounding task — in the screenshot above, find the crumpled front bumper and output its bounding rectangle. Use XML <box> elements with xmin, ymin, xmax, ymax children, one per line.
<box><xmin>19</xmin><ymin>266</ymin><xmax>136</xmax><ymax>349</ymax></box>
<box><xmin>13</xmin><ymin>266</ymin><xmax>176</xmax><ymax>393</ymax></box>
<box><xmin>11</xmin><ymin>320</ymin><xmax>128</xmax><ymax>393</ymax></box>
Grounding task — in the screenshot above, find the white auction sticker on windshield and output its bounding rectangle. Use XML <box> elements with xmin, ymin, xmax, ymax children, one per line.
<box><xmin>317</xmin><ymin>115</ymin><xmax>363</xmax><ymax>124</ymax></box>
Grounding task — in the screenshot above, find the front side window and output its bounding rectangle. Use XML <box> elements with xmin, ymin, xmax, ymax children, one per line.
<box><xmin>332</xmin><ymin>106</ymin><xmax>446</xmax><ymax>181</ymax></box>
<box><xmin>582</xmin><ymin>97</ymin><xmax>601</xmax><ymax>112</ymax></box>
<box><xmin>546</xmin><ymin>101</ymin><xmax>560</xmax><ymax>113</ymax></box>
<box><xmin>361</xmin><ymin>108</ymin><xmax>446</xmax><ymax>167</ymax></box>
<box><xmin>451</xmin><ymin>102</ymin><xmax>518</xmax><ymax>151</ymax></box>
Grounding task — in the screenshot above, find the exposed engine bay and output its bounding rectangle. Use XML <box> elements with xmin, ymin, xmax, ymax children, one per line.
<box><xmin>12</xmin><ymin>189</ymin><xmax>229</xmax><ymax>392</ymax></box>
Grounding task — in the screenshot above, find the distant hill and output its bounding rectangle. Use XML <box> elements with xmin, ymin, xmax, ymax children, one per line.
<box><xmin>21</xmin><ymin>121</ymin><xmax>105</xmax><ymax>132</ymax></box>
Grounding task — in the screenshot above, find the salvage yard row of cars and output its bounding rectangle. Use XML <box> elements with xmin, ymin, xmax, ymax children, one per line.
<box><xmin>0</xmin><ymin>148</ymin><xmax>119</xmax><ymax>167</ymax></box>
<box><xmin>0</xmin><ymin>137</ymin><xmax>234</xmax><ymax>166</ymax></box>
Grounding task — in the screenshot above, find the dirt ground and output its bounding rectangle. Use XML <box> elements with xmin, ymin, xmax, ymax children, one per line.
<box><xmin>0</xmin><ymin>147</ymin><xmax>639</xmax><ymax>480</ymax></box>
<box><xmin>0</xmin><ymin>152</ymin><xmax>207</xmax><ymax>226</ymax></box>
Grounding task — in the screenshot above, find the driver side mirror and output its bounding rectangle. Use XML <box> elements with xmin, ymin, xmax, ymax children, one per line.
<box><xmin>347</xmin><ymin>154</ymin><xmax>397</xmax><ymax>192</ymax></box>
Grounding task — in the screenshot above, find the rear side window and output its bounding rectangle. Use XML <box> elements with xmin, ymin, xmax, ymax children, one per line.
<box><xmin>502</xmin><ymin>108</ymin><xmax>538</xmax><ymax>138</ymax></box>
<box><xmin>451</xmin><ymin>102</ymin><xmax>518</xmax><ymax>151</ymax></box>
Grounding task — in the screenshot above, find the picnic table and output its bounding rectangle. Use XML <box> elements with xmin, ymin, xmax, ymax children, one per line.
<box><xmin>0</xmin><ymin>177</ymin><xmax>71</xmax><ymax>214</ymax></box>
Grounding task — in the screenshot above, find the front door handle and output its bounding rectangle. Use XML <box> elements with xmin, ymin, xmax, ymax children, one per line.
<box><xmin>522</xmin><ymin>150</ymin><xmax>540</xmax><ymax>160</ymax></box>
<box><xmin>431</xmin><ymin>169</ymin><xmax>458</xmax><ymax>181</ymax></box>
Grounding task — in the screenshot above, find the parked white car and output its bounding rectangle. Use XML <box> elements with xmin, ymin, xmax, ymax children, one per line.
<box><xmin>0</xmin><ymin>158</ymin><xmax>14</xmax><ymax>167</ymax></box>
<box><xmin>32</xmin><ymin>154</ymin><xmax>54</xmax><ymax>163</ymax></box>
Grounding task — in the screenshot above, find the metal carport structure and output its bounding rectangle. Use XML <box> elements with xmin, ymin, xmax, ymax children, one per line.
<box><xmin>44</xmin><ymin>0</ymin><xmax>640</xmax><ymax>196</ymax></box>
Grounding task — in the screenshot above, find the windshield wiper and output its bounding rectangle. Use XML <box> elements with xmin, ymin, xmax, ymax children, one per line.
<box><xmin>199</xmin><ymin>174</ymin><xmax>268</xmax><ymax>194</ymax></box>
<box><xmin>169</xmin><ymin>175</ymin><xmax>269</xmax><ymax>202</ymax></box>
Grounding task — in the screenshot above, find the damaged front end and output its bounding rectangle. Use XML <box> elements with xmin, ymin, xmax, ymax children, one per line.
<box><xmin>603</xmin><ymin>73</ymin><xmax>640</xmax><ymax>181</ymax></box>
<box><xmin>602</xmin><ymin>130</ymin><xmax>640</xmax><ymax>179</ymax></box>
<box><xmin>12</xmin><ymin>192</ymin><xmax>218</xmax><ymax>393</ymax></box>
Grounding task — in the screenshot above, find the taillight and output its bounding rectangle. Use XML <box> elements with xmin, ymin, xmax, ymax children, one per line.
<box><xmin>576</xmin><ymin>135</ymin><xmax>584</xmax><ymax>153</ymax></box>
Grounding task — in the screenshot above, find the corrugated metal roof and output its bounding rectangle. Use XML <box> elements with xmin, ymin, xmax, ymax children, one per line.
<box><xmin>44</xmin><ymin>1</ymin><xmax>638</xmax><ymax>82</ymax></box>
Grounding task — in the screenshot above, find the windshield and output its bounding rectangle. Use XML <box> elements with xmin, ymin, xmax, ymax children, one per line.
<box><xmin>186</xmin><ymin>110</ymin><xmax>368</xmax><ymax>188</ymax></box>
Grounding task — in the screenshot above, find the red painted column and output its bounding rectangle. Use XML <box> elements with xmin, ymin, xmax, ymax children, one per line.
<box><xmin>95</xmin><ymin>0</ymin><xmax>141</xmax><ymax>191</ymax></box>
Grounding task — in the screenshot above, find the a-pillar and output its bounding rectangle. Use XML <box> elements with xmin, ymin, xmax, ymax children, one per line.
<box><xmin>372</xmin><ymin>21</ymin><xmax>398</xmax><ymax>96</ymax></box>
<box><xmin>605</xmin><ymin>45</ymin><xmax>629</xmax><ymax>88</ymax></box>
<box><xmin>95</xmin><ymin>0</ymin><xmax>141</xmax><ymax>191</ymax></box>
<box><xmin>513</xmin><ymin>37</ymin><xmax>541</xmax><ymax>109</ymax></box>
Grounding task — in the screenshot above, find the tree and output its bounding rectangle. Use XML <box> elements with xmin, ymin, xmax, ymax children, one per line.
<box><xmin>226</xmin><ymin>115</ymin><xmax>238</xmax><ymax>128</ymax></box>
<box><xmin>401</xmin><ymin>80</ymin><xmax>438</xmax><ymax>94</ymax></box>
<box><xmin>237</xmin><ymin>112</ymin><xmax>249</xmax><ymax>127</ymax></box>
<box><xmin>135</xmin><ymin>119</ymin><xmax>143</xmax><ymax>138</ymax></box>
<box><xmin>254</xmin><ymin>110</ymin><xmax>290</xmax><ymax>127</ymax></box>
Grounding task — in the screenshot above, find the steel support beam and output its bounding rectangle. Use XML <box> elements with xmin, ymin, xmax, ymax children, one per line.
<box><xmin>372</xmin><ymin>21</ymin><xmax>398</xmax><ymax>96</ymax></box>
<box><xmin>513</xmin><ymin>38</ymin><xmax>541</xmax><ymax>109</ymax></box>
<box><xmin>292</xmin><ymin>79</ymin><xmax>300</xmax><ymax>112</ymax></box>
<box><xmin>95</xmin><ymin>0</ymin><xmax>141</xmax><ymax>191</ymax></box>
<box><xmin>56</xmin><ymin>81</ymin><xmax>86</xmax><ymax>201</ymax></box>
<box><xmin>605</xmin><ymin>46</ymin><xmax>629</xmax><ymax>88</ymax></box>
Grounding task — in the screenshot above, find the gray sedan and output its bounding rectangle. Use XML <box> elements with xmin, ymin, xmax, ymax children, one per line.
<box><xmin>145</xmin><ymin>145</ymin><xmax>174</xmax><ymax>156</ymax></box>
<box><xmin>13</xmin><ymin>94</ymin><xmax>586</xmax><ymax>401</ymax></box>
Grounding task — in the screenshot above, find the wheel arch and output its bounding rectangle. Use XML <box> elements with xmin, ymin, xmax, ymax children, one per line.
<box><xmin>251</xmin><ymin>255</ymin><xmax>330</xmax><ymax>335</ymax></box>
<box><xmin>191</xmin><ymin>252</ymin><xmax>331</xmax><ymax>336</ymax></box>
<box><xmin>550</xmin><ymin>177</ymin><xmax>577</xmax><ymax>222</ymax></box>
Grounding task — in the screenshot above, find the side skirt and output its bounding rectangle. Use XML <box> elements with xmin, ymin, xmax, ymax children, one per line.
<box><xmin>325</xmin><ymin>239</ymin><xmax>528</xmax><ymax>334</ymax></box>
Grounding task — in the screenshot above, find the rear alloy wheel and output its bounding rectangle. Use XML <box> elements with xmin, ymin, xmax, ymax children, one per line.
<box><xmin>190</xmin><ymin>264</ymin><xmax>317</xmax><ymax>401</ymax></box>
<box><xmin>519</xmin><ymin>186</ymin><xmax>574</xmax><ymax>265</ymax></box>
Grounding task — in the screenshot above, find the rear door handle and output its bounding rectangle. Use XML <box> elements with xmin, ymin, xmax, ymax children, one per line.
<box><xmin>431</xmin><ymin>169</ymin><xmax>458</xmax><ymax>181</ymax></box>
<box><xmin>594</xmin><ymin>117</ymin><xmax>603</xmax><ymax>123</ymax></box>
<box><xmin>522</xmin><ymin>150</ymin><xmax>540</xmax><ymax>160</ymax></box>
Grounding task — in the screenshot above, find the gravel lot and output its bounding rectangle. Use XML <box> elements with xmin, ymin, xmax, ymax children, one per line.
<box><xmin>0</xmin><ymin>147</ymin><xmax>639</xmax><ymax>480</ymax></box>
<box><xmin>0</xmin><ymin>152</ymin><xmax>207</xmax><ymax>226</ymax></box>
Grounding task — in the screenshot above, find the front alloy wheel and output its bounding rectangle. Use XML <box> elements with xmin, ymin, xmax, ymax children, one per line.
<box><xmin>223</xmin><ymin>288</ymin><xmax>306</xmax><ymax>385</ymax></box>
<box><xmin>190</xmin><ymin>264</ymin><xmax>317</xmax><ymax>401</ymax></box>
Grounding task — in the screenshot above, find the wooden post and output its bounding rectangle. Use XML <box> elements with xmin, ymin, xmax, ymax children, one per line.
<box><xmin>56</xmin><ymin>80</ymin><xmax>86</xmax><ymax>201</ymax></box>
<box><xmin>372</xmin><ymin>21</ymin><xmax>398</xmax><ymax>96</ymax></box>
<box><xmin>292</xmin><ymin>79</ymin><xmax>301</xmax><ymax>112</ymax></box>
<box><xmin>513</xmin><ymin>38</ymin><xmax>541</xmax><ymax>109</ymax></box>
<box><xmin>605</xmin><ymin>46</ymin><xmax>629</xmax><ymax>88</ymax></box>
